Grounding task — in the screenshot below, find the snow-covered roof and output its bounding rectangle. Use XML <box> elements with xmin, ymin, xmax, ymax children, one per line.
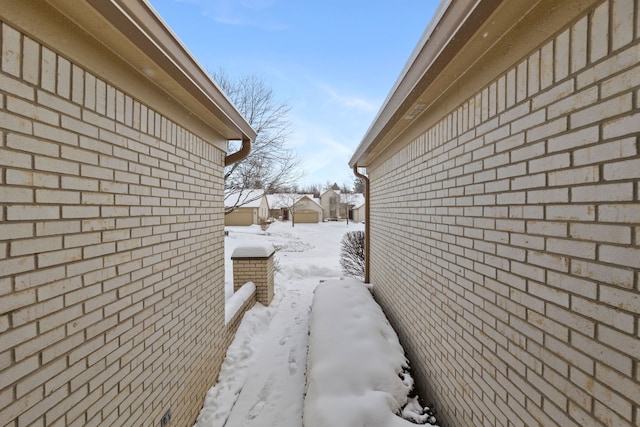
<box><xmin>320</xmin><ymin>188</ymin><xmax>342</xmax><ymax>199</ymax></box>
<box><xmin>294</xmin><ymin>195</ymin><xmax>323</xmax><ymax>209</ymax></box>
<box><xmin>266</xmin><ymin>194</ymin><xmax>286</xmax><ymax>209</ymax></box>
<box><xmin>225</xmin><ymin>189</ymin><xmax>266</xmax><ymax>208</ymax></box>
<box><xmin>341</xmin><ymin>193</ymin><xmax>365</xmax><ymax>207</ymax></box>
<box><xmin>267</xmin><ymin>193</ymin><xmax>314</xmax><ymax>209</ymax></box>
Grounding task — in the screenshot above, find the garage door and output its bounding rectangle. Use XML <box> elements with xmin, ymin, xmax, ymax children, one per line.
<box><xmin>295</xmin><ymin>210</ymin><xmax>319</xmax><ymax>223</ymax></box>
<box><xmin>225</xmin><ymin>210</ymin><xmax>254</xmax><ymax>226</ymax></box>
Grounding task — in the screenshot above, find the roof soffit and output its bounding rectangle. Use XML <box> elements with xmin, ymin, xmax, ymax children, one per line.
<box><xmin>45</xmin><ymin>0</ymin><xmax>256</xmax><ymax>143</ymax></box>
<box><xmin>351</xmin><ymin>0</ymin><xmax>596</xmax><ymax>168</ymax></box>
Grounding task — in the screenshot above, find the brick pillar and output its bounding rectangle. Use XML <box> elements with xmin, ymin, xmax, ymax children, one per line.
<box><xmin>231</xmin><ymin>244</ymin><xmax>275</xmax><ymax>306</ymax></box>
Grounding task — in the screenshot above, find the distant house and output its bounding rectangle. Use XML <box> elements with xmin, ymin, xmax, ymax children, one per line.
<box><xmin>293</xmin><ymin>195</ymin><xmax>324</xmax><ymax>223</ymax></box>
<box><xmin>320</xmin><ymin>189</ymin><xmax>364</xmax><ymax>221</ymax></box>
<box><xmin>0</xmin><ymin>1</ymin><xmax>257</xmax><ymax>425</ymax></box>
<box><xmin>266</xmin><ymin>193</ymin><xmax>290</xmax><ymax>220</ymax></box>
<box><xmin>341</xmin><ymin>192</ymin><xmax>365</xmax><ymax>221</ymax></box>
<box><xmin>225</xmin><ymin>190</ymin><xmax>270</xmax><ymax>226</ymax></box>
<box><xmin>320</xmin><ymin>189</ymin><xmax>341</xmax><ymax>220</ymax></box>
<box><xmin>267</xmin><ymin>193</ymin><xmax>322</xmax><ymax>223</ymax></box>
<box><xmin>351</xmin><ymin>201</ymin><xmax>366</xmax><ymax>223</ymax></box>
<box><xmin>349</xmin><ymin>0</ymin><xmax>640</xmax><ymax>426</ymax></box>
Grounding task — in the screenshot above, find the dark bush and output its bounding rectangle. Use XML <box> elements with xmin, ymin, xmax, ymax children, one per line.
<box><xmin>339</xmin><ymin>231</ymin><xmax>365</xmax><ymax>279</ymax></box>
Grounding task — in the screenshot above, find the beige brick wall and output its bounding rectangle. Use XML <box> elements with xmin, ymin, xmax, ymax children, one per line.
<box><xmin>367</xmin><ymin>1</ymin><xmax>640</xmax><ymax>426</ymax></box>
<box><xmin>233</xmin><ymin>257</ymin><xmax>275</xmax><ymax>306</ymax></box>
<box><xmin>0</xmin><ymin>20</ymin><xmax>232</xmax><ymax>426</ymax></box>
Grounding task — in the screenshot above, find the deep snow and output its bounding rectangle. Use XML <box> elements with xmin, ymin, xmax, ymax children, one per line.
<box><xmin>194</xmin><ymin>221</ymin><xmax>437</xmax><ymax>427</ymax></box>
<box><xmin>195</xmin><ymin>221</ymin><xmax>364</xmax><ymax>427</ymax></box>
<box><xmin>304</xmin><ymin>278</ymin><xmax>438</xmax><ymax>427</ymax></box>
<box><xmin>224</xmin><ymin>282</ymin><xmax>255</xmax><ymax>324</ymax></box>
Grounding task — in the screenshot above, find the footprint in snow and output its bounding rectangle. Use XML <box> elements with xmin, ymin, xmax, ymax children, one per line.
<box><xmin>246</xmin><ymin>379</ymin><xmax>272</xmax><ymax>420</ymax></box>
<box><xmin>288</xmin><ymin>348</ymin><xmax>297</xmax><ymax>375</ymax></box>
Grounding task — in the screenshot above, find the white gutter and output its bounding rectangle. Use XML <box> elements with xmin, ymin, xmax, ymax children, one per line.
<box><xmin>349</xmin><ymin>0</ymin><xmax>504</xmax><ymax>168</ymax></box>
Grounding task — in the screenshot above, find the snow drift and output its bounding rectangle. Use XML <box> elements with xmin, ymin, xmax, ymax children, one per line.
<box><xmin>224</xmin><ymin>281</ymin><xmax>256</xmax><ymax>324</ymax></box>
<box><xmin>303</xmin><ymin>278</ymin><xmax>437</xmax><ymax>427</ymax></box>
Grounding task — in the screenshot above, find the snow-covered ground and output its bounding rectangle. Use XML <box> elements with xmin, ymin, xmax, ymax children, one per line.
<box><xmin>194</xmin><ymin>220</ymin><xmax>437</xmax><ymax>427</ymax></box>
<box><xmin>304</xmin><ymin>278</ymin><xmax>438</xmax><ymax>427</ymax></box>
<box><xmin>195</xmin><ymin>220</ymin><xmax>364</xmax><ymax>427</ymax></box>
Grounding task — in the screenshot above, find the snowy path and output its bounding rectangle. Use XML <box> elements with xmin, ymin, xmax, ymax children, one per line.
<box><xmin>194</xmin><ymin>221</ymin><xmax>364</xmax><ymax>427</ymax></box>
<box><xmin>223</xmin><ymin>278</ymin><xmax>316</xmax><ymax>426</ymax></box>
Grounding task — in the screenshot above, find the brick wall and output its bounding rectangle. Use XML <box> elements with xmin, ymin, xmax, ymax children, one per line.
<box><xmin>0</xmin><ymin>20</ymin><xmax>231</xmax><ymax>426</ymax></box>
<box><xmin>233</xmin><ymin>257</ymin><xmax>275</xmax><ymax>306</ymax></box>
<box><xmin>367</xmin><ymin>0</ymin><xmax>640</xmax><ymax>426</ymax></box>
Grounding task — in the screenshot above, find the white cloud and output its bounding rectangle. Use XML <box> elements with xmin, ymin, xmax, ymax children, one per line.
<box><xmin>317</xmin><ymin>83</ymin><xmax>379</xmax><ymax>113</ymax></box>
<box><xmin>288</xmin><ymin>117</ymin><xmax>358</xmax><ymax>186</ymax></box>
<box><xmin>240</xmin><ymin>0</ymin><xmax>276</xmax><ymax>11</ymax></box>
<box><xmin>189</xmin><ymin>0</ymin><xmax>287</xmax><ymax>30</ymax></box>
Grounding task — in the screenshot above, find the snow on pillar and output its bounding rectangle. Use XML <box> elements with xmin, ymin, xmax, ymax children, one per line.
<box><xmin>231</xmin><ymin>243</ymin><xmax>275</xmax><ymax>306</ymax></box>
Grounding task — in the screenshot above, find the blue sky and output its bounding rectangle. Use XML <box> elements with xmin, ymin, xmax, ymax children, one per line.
<box><xmin>147</xmin><ymin>0</ymin><xmax>439</xmax><ymax>189</ymax></box>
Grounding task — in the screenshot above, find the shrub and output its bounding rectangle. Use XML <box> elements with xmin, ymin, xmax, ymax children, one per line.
<box><xmin>259</xmin><ymin>218</ymin><xmax>271</xmax><ymax>232</ymax></box>
<box><xmin>339</xmin><ymin>231</ymin><xmax>365</xmax><ymax>279</ymax></box>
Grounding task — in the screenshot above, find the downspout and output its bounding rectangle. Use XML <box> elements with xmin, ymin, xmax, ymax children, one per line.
<box><xmin>225</xmin><ymin>137</ymin><xmax>252</xmax><ymax>166</ymax></box>
<box><xmin>353</xmin><ymin>165</ymin><xmax>370</xmax><ymax>284</ymax></box>
<box><xmin>224</xmin><ymin>137</ymin><xmax>252</xmax><ymax>217</ymax></box>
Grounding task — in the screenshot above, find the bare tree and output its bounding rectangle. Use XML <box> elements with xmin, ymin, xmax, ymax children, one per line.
<box><xmin>214</xmin><ymin>70</ymin><xmax>304</xmax><ymax>211</ymax></box>
<box><xmin>300</xmin><ymin>183</ymin><xmax>322</xmax><ymax>198</ymax></box>
<box><xmin>271</xmin><ymin>192</ymin><xmax>301</xmax><ymax>227</ymax></box>
<box><xmin>319</xmin><ymin>181</ymin><xmax>339</xmax><ymax>194</ymax></box>
<box><xmin>224</xmin><ymin>189</ymin><xmax>263</xmax><ymax>215</ymax></box>
<box><xmin>340</xmin><ymin>189</ymin><xmax>359</xmax><ymax>225</ymax></box>
<box><xmin>340</xmin><ymin>181</ymin><xmax>352</xmax><ymax>193</ymax></box>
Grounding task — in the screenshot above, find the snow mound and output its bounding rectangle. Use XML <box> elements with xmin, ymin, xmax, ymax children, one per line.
<box><xmin>225</xmin><ymin>282</ymin><xmax>256</xmax><ymax>324</ymax></box>
<box><xmin>231</xmin><ymin>243</ymin><xmax>275</xmax><ymax>258</ymax></box>
<box><xmin>303</xmin><ymin>278</ymin><xmax>438</xmax><ymax>427</ymax></box>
